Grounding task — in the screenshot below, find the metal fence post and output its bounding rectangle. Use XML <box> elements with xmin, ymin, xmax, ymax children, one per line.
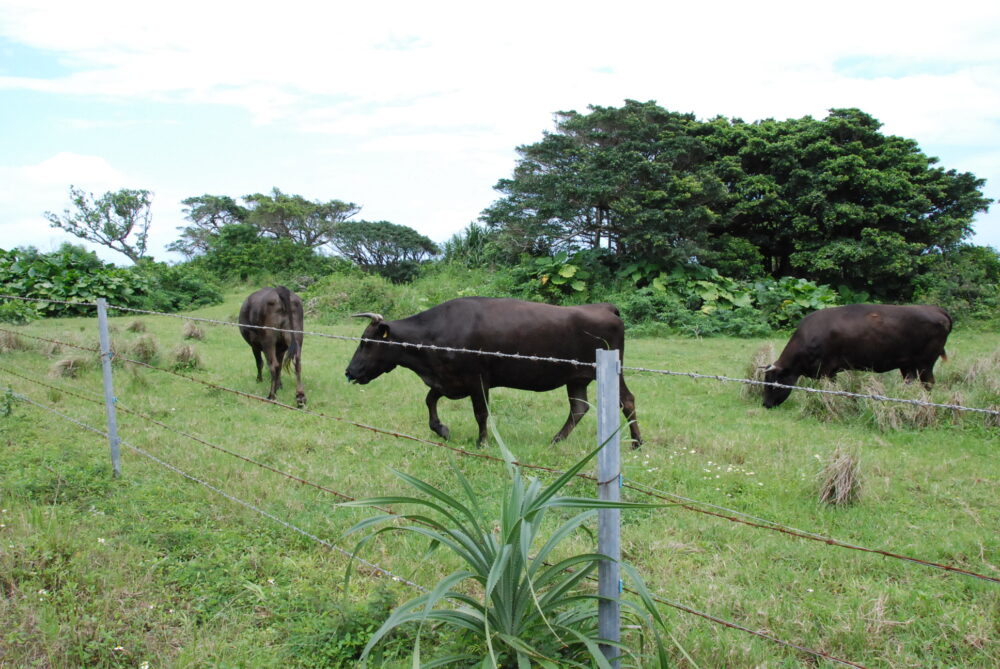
<box><xmin>596</xmin><ymin>348</ymin><xmax>621</xmax><ymax>667</ymax></box>
<box><xmin>96</xmin><ymin>298</ymin><xmax>121</xmax><ymax>477</ymax></box>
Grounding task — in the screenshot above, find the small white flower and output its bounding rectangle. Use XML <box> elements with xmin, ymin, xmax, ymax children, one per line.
<box><xmin>140</xmin><ymin>662</ymin><xmax>150</xmax><ymax>669</ymax></box>
<box><xmin>806</xmin><ymin>588</ymin><xmax>814</xmax><ymax>593</ymax></box>
<box><xmin>267</xmin><ymin>578</ymin><xmax>275</xmax><ymax>585</ymax></box>
<box><xmin>37</xmin><ymin>589</ymin><xmax>48</xmax><ymax>596</ymax></box>
<box><xmin>97</xmin><ymin>537</ymin><xmax>106</xmax><ymax>544</ymax></box>
<box><xmin>113</xmin><ymin>645</ymin><xmax>125</xmax><ymax>652</ymax></box>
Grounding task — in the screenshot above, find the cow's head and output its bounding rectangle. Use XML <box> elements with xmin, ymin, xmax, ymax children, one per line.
<box><xmin>761</xmin><ymin>364</ymin><xmax>795</xmax><ymax>408</ymax></box>
<box><xmin>345</xmin><ymin>312</ymin><xmax>399</xmax><ymax>384</ymax></box>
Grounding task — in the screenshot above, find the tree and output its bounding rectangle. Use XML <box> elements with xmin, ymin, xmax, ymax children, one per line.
<box><xmin>329</xmin><ymin>220</ymin><xmax>439</xmax><ymax>282</ymax></box>
<box><xmin>44</xmin><ymin>186</ymin><xmax>153</xmax><ymax>263</ymax></box>
<box><xmin>482</xmin><ymin>100</ymin><xmax>726</xmax><ymax>265</ymax></box>
<box><xmin>243</xmin><ymin>187</ymin><xmax>360</xmax><ymax>248</ymax></box>
<box><xmin>167</xmin><ymin>194</ymin><xmax>248</xmax><ymax>258</ymax></box>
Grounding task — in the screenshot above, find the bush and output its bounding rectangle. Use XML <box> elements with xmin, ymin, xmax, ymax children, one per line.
<box><xmin>0</xmin><ymin>244</ymin><xmax>149</xmax><ymax>317</ymax></box>
<box><xmin>129</xmin><ymin>260</ymin><xmax>224</xmax><ymax>312</ymax></box>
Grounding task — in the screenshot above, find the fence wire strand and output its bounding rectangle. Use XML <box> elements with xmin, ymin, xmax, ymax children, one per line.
<box><xmin>7</xmin><ymin>385</ymin><xmax>871</xmax><ymax>668</ymax></box>
<box><xmin>3</xmin><ymin>330</ymin><xmax>998</xmax><ymax>584</ymax></box>
<box><xmin>8</xmin><ymin>389</ymin><xmax>426</xmax><ymax>591</ymax></box>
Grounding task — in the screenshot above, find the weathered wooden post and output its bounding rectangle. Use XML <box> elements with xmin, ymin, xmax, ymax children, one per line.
<box><xmin>596</xmin><ymin>348</ymin><xmax>621</xmax><ymax>667</ymax></box>
<box><xmin>96</xmin><ymin>298</ymin><xmax>121</xmax><ymax>477</ymax></box>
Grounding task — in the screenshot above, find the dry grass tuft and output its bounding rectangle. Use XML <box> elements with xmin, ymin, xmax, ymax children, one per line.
<box><xmin>172</xmin><ymin>344</ymin><xmax>202</xmax><ymax>370</ymax></box>
<box><xmin>818</xmin><ymin>447</ymin><xmax>862</xmax><ymax>506</ymax></box>
<box><xmin>126</xmin><ymin>320</ymin><xmax>146</xmax><ymax>333</ymax></box>
<box><xmin>740</xmin><ymin>344</ymin><xmax>774</xmax><ymax>401</ymax></box>
<box><xmin>0</xmin><ymin>330</ymin><xmax>28</xmax><ymax>353</ymax></box>
<box><xmin>49</xmin><ymin>355</ymin><xmax>94</xmax><ymax>378</ymax></box>
<box><xmin>799</xmin><ymin>374</ymin><xmax>862</xmax><ymax>422</ymax></box>
<box><xmin>864</xmin><ymin>377</ymin><xmax>938</xmax><ymax>431</ymax></box>
<box><xmin>182</xmin><ymin>321</ymin><xmax>205</xmax><ymax>341</ymax></box>
<box><xmin>127</xmin><ymin>334</ymin><xmax>159</xmax><ymax>364</ymax></box>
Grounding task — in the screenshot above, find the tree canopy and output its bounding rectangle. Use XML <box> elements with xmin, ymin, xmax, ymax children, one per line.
<box><xmin>482</xmin><ymin>101</ymin><xmax>992</xmax><ymax>298</ymax></box>
<box><xmin>329</xmin><ymin>220</ymin><xmax>439</xmax><ymax>282</ymax></box>
<box><xmin>44</xmin><ymin>186</ymin><xmax>153</xmax><ymax>263</ymax></box>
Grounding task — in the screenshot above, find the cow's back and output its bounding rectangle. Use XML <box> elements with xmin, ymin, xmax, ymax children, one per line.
<box><xmin>395</xmin><ymin>297</ymin><xmax>625</xmax><ymax>391</ymax></box>
<box><xmin>786</xmin><ymin>304</ymin><xmax>951</xmax><ymax>375</ymax></box>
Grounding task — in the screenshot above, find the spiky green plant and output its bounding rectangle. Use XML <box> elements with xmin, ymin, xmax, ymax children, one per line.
<box><xmin>342</xmin><ymin>426</ymin><xmax>673</xmax><ymax>668</ymax></box>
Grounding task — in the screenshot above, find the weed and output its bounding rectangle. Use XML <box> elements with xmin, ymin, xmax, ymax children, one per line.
<box><xmin>0</xmin><ymin>329</ymin><xmax>28</xmax><ymax>353</ymax></box>
<box><xmin>49</xmin><ymin>355</ymin><xmax>94</xmax><ymax>378</ymax></box>
<box><xmin>126</xmin><ymin>320</ymin><xmax>147</xmax><ymax>333</ymax></box>
<box><xmin>818</xmin><ymin>448</ymin><xmax>862</xmax><ymax>505</ymax></box>
<box><xmin>128</xmin><ymin>335</ymin><xmax>159</xmax><ymax>364</ymax></box>
<box><xmin>182</xmin><ymin>322</ymin><xmax>205</xmax><ymax>340</ymax></box>
<box><xmin>171</xmin><ymin>345</ymin><xmax>202</xmax><ymax>370</ymax></box>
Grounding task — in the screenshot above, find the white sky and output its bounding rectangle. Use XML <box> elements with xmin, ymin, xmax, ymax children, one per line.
<box><xmin>1</xmin><ymin>0</ymin><xmax>998</xmax><ymax>264</ymax></box>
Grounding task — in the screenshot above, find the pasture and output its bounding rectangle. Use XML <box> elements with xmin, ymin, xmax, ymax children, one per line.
<box><xmin>1</xmin><ymin>290</ymin><xmax>998</xmax><ymax>667</ymax></box>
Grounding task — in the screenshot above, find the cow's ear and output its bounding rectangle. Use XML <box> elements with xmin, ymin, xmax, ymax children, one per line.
<box><xmin>376</xmin><ymin>323</ymin><xmax>390</xmax><ymax>340</ymax></box>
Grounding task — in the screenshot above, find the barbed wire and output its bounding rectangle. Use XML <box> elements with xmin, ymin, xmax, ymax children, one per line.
<box><xmin>8</xmin><ymin>389</ymin><xmax>426</xmax><ymax>591</ymax></box>
<box><xmin>4</xmin><ymin>337</ymin><xmax>998</xmax><ymax>585</ymax></box>
<box><xmin>3</xmin><ymin>295</ymin><xmax>998</xmax><ymax>417</ymax></box>
<box><xmin>6</xmin><ymin>385</ymin><xmax>870</xmax><ymax>667</ymax></box>
<box><xmin>0</xmin><ymin>294</ymin><xmax>98</xmax><ymax>309</ymax></box>
<box><xmin>624</xmin><ymin>364</ymin><xmax>1000</xmax><ymax>417</ymax></box>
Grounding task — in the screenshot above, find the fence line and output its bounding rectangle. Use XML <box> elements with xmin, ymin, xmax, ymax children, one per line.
<box><xmin>3</xmin><ymin>295</ymin><xmax>998</xmax><ymax>416</ymax></box>
<box><xmin>4</xmin><ymin>337</ymin><xmax>999</xmax><ymax>585</ymax></box>
<box><xmin>5</xmin><ymin>383</ymin><xmax>870</xmax><ymax>668</ymax></box>
<box><xmin>8</xmin><ymin>388</ymin><xmax>427</xmax><ymax>591</ymax></box>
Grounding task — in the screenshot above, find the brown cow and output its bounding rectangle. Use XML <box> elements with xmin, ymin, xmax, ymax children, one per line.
<box><xmin>345</xmin><ymin>297</ymin><xmax>642</xmax><ymax>447</ymax></box>
<box><xmin>763</xmin><ymin>303</ymin><xmax>952</xmax><ymax>408</ymax></box>
<box><xmin>239</xmin><ymin>286</ymin><xmax>305</xmax><ymax>407</ymax></box>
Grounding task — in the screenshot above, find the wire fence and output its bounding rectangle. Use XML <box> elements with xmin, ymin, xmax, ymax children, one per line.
<box><xmin>3</xmin><ymin>293</ymin><xmax>998</xmax><ymax>665</ymax></box>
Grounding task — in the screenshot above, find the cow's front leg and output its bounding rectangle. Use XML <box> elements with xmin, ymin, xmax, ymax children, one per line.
<box><xmin>426</xmin><ymin>389</ymin><xmax>450</xmax><ymax>440</ymax></box>
<box><xmin>471</xmin><ymin>386</ymin><xmax>490</xmax><ymax>447</ymax></box>
<box><xmin>552</xmin><ymin>381</ymin><xmax>589</xmax><ymax>443</ymax></box>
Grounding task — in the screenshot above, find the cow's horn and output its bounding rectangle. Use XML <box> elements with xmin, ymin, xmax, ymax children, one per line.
<box><xmin>763</xmin><ymin>364</ymin><xmax>776</xmax><ymax>372</ymax></box>
<box><xmin>351</xmin><ymin>312</ymin><xmax>384</xmax><ymax>324</ymax></box>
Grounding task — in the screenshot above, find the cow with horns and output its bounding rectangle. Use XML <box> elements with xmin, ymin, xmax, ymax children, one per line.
<box><xmin>762</xmin><ymin>303</ymin><xmax>953</xmax><ymax>408</ymax></box>
<box><xmin>238</xmin><ymin>286</ymin><xmax>306</xmax><ymax>407</ymax></box>
<box><xmin>344</xmin><ymin>297</ymin><xmax>643</xmax><ymax>447</ymax></box>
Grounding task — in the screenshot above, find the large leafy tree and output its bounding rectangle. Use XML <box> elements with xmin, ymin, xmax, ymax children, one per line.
<box><xmin>44</xmin><ymin>186</ymin><xmax>153</xmax><ymax>263</ymax></box>
<box><xmin>329</xmin><ymin>220</ymin><xmax>439</xmax><ymax>282</ymax></box>
<box><xmin>243</xmin><ymin>187</ymin><xmax>361</xmax><ymax>248</ymax></box>
<box><xmin>712</xmin><ymin>108</ymin><xmax>993</xmax><ymax>296</ymax></box>
<box><xmin>167</xmin><ymin>194</ymin><xmax>247</xmax><ymax>258</ymax></box>
<box><xmin>482</xmin><ymin>100</ymin><xmax>725</xmax><ymax>266</ymax></box>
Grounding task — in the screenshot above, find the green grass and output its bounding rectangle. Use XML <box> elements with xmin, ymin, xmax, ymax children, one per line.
<box><xmin>1</xmin><ymin>291</ymin><xmax>998</xmax><ymax>667</ymax></box>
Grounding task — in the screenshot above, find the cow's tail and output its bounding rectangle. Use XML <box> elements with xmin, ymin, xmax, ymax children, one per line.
<box><xmin>940</xmin><ymin>350</ymin><xmax>948</xmax><ymax>363</ymax></box>
<box><xmin>276</xmin><ymin>286</ymin><xmax>298</xmax><ymax>371</ymax></box>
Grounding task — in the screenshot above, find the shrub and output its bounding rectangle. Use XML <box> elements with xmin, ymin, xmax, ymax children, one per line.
<box><xmin>171</xmin><ymin>344</ymin><xmax>202</xmax><ymax>370</ymax></box>
<box><xmin>0</xmin><ymin>300</ymin><xmax>39</xmax><ymax>325</ymax></box>
<box><xmin>0</xmin><ymin>244</ymin><xmax>149</xmax><ymax>317</ymax></box>
<box><xmin>343</xmin><ymin>431</ymin><xmax>671</xmax><ymax>667</ymax></box>
<box><xmin>126</xmin><ymin>320</ymin><xmax>146</xmax><ymax>333</ymax></box>
<box><xmin>50</xmin><ymin>355</ymin><xmax>95</xmax><ymax>378</ymax></box>
<box><xmin>0</xmin><ymin>329</ymin><xmax>28</xmax><ymax>353</ymax></box>
<box><xmin>129</xmin><ymin>260</ymin><xmax>224</xmax><ymax>312</ymax></box>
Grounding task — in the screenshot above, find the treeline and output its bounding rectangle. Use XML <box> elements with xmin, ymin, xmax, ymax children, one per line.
<box><xmin>3</xmin><ymin>101</ymin><xmax>997</xmax><ymax>333</ymax></box>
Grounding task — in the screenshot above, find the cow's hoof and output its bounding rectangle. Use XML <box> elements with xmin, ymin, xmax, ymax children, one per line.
<box><xmin>432</xmin><ymin>425</ymin><xmax>450</xmax><ymax>441</ymax></box>
<box><xmin>296</xmin><ymin>395</ymin><xmax>306</xmax><ymax>408</ymax></box>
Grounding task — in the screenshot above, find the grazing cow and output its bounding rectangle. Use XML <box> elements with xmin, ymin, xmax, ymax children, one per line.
<box><xmin>345</xmin><ymin>297</ymin><xmax>642</xmax><ymax>447</ymax></box>
<box><xmin>763</xmin><ymin>303</ymin><xmax>952</xmax><ymax>408</ymax></box>
<box><xmin>239</xmin><ymin>286</ymin><xmax>306</xmax><ymax>407</ymax></box>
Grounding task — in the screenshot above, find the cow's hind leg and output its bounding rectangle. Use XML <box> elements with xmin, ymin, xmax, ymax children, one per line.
<box><xmin>266</xmin><ymin>346</ymin><xmax>282</xmax><ymax>400</ymax></box>
<box><xmin>552</xmin><ymin>381</ymin><xmax>589</xmax><ymax>443</ymax></box>
<box><xmin>620</xmin><ymin>377</ymin><xmax>643</xmax><ymax>448</ymax></box>
<box><xmin>917</xmin><ymin>364</ymin><xmax>936</xmax><ymax>389</ymax></box>
<box><xmin>252</xmin><ymin>344</ymin><xmax>264</xmax><ymax>382</ymax></box>
<box><xmin>471</xmin><ymin>387</ymin><xmax>490</xmax><ymax>447</ymax></box>
<box><xmin>293</xmin><ymin>349</ymin><xmax>305</xmax><ymax>407</ymax></box>
<box><xmin>426</xmin><ymin>389</ymin><xmax>450</xmax><ymax>441</ymax></box>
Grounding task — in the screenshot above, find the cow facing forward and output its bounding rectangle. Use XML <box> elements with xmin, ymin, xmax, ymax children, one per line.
<box><xmin>239</xmin><ymin>286</ymin><xmax>306</xmax><ymax>407</ymax></box>
<box><xmin>345</xmin><ymin>297</ymin><xmax>642</xmax><ymax>447</ymax></box>
<box><xmin>763</xmin><ymin>304</ymin><xmax>952</xmax><ymax>408</ymax></box>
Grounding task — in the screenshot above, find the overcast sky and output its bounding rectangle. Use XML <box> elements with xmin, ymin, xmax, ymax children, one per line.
<box><xmin>1</xmin><ymin>0</ymin><xmax>998</xmax><ymax>265</ymax></box>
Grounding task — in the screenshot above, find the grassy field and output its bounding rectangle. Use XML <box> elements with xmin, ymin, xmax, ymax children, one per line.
<box><xmin>1</xmin><ymin>291</ymin><xmax>998</xmax><ymax>667</ymax></box>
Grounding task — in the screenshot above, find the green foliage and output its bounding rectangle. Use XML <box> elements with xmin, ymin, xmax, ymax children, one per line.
<box><xmin>0</xmin><ymin>299</ymin><xmax>39</xmax><ymax>324</ymax></box>
<box><xmin>912</xmin><ymin>244</ymin><xmax>1000</xmax><ymax>321</ymax></box>
<box><xmin>44</xmin><ymin>186</ymin><xmax>153</xmax><ymax>263</ymax></box>
<box><xmin>441</xmin><ymin>221</ymin><xmax>499</xmax><ymax>268</ymax></box>
<box><xmin>484</xmin><ymin>101</ymin><xmax>992</xmax><ymax>301</ymax></box>
<box><xmin>329</xmin><ymin>220</ymin><xmax>439</xmax><ymax>283</ymax></box>
<box><xmin>244</xmin><ymin>187</ymin><xmax>361</xmax><ymax>248</ymax></box>
<box><xmin>0</xmin><ymin>245</ymin><xmax>149</xmax><ymax>317</ymax></box>
<box><xmin>129</xmin><ymin>260</ymin><xmax>224</xmax><ymax>312</ymax></box>
<box><xmin>191</xmin><ymin>224</ymin><xmax>345</xmax><ymax>284</ymax></box>
<box><xmin>168</xmin><ymin>194</ymin><xmax>247</xmax><ymax>258</ymax></box>
<box><xmin>343</xmin><ymin>432</ymin><xmax>669</xmax><ymax>667</ymax></box>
